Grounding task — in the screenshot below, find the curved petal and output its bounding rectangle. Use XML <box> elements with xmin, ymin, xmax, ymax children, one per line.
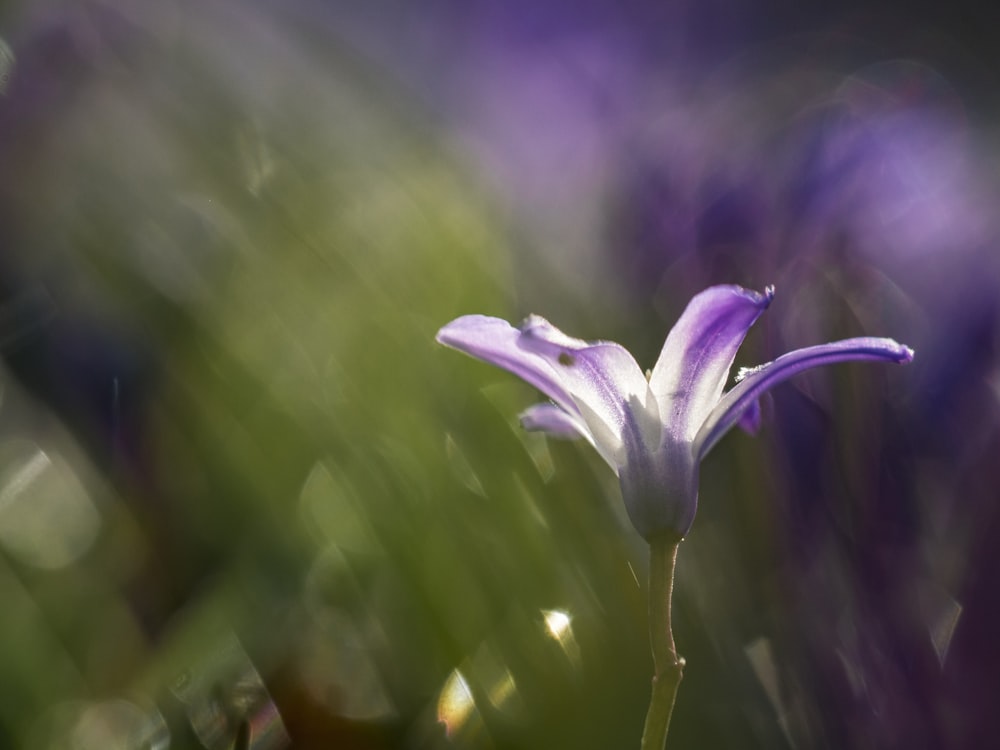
<box><xmin>519</xmin><ymin>402</ymin><xmax>590</xmax><ymax>440</ymax></box>
<box><xmin>649</xmin><ymin>285</ymin><xmax>774</xmax><ymax>442</ymax></box>
<box><xmin>695</xmin><ymin>337</ymin><xmax>915</xmax><ymax>459</ymax></box>
<box><xmin>736</xmin><ymin>398</ymin><xmax>763</xmax><ymax>435</ymax></box>
<box><xmin>516</xmin><ymin>315</ymin><xmax>659</xmax><ymax>466</ymax></box>
<box><xmin>436</xmin><ymin>315</ymin><xmax>580</xmax><ymax>419</ymax></box>
<box><xmin>519</xmin><ymin>402</ymin><xmax>617</xmax><ymax>469</ymax></box>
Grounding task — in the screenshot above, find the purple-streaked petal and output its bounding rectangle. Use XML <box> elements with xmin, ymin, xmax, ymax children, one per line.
<box><xmin>436</xmin><ymin>315</ymin><xmax>580</xmax><ymax>419</ymax></box>
<box><xmin>649</xmin><ymin>284</ymin><xmax>774</xmax><ymax>442</ymax></box>
<box><xmin>519</xmin><ymin>402</ymin><xmax>590</xmax><ymax>440</ymax></box>
<box><xmin>737</xmin><ymin>399</ymin><xmax>763</xmax><ymax>435</ymax></box>
<box><xmin>519</xmin><ymin>402</ymin><xmax>620</xmax><ymax>470</ymax></box>
<box><xmin>517</xmin><ymin>315</ymin><xmax>660</xmax><ymax>466</ymax></box>
<box><xmin>695</xmin><ymin>337</ymin><xmax>915</xmax><ymax>459</ymax></box>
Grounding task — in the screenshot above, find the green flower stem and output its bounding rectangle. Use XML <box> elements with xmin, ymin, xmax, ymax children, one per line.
<box><xmin>640</xmin><ymin>536</ymin><xmax>684</xmax><ymax>750</ymax></box>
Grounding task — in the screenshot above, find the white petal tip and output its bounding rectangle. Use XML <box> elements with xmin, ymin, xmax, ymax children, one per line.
<box><xmin>735</xmin><ymin>362</ymin><xmax>770</xmax><ymax>383</ymax></box>
<box><xmin>518</xmin><ymin>314</ymin><xmax>547</xmax><ymax>332</ymax></box>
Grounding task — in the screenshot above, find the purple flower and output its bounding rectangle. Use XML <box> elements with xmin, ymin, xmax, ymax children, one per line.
<box><xmin>437</xmin><ymin>285</ymin><xmax>913</xmax><ymax>540</ymax></box>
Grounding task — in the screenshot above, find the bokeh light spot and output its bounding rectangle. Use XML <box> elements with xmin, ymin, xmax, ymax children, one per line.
<box><xmin>926</xmin><ymin>588</ymin><xmax>962</xmax><ymax>667</ymax></box>
<box><xmin>437</xmin><ymin>669</ymin><xmax>476</xmax><ymax>739</ymax></box>
<box><xmin>542</xmin><ymin>609</ymin><xmax>581</xmax><ymax>668</ymax></box>
<box><xmin>0</xmin><ymin>441</ymin><xmax>100</xmax><ymax>569</ymax></box>
<box><xmin>543</xmin><ymin>609</ymin><xmax>571</xmax><ymax>639</ymax></box>
<box><xmin>71</xmin><ymin>700</ymin><xmax>169</xmax><ymax>750</ymax></box>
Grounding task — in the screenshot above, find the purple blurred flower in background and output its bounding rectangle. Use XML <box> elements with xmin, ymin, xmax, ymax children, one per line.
<box><xmin>438</xmin><ymin>284</ymin><xmax>913</xmax><ymax>540</ymax></box>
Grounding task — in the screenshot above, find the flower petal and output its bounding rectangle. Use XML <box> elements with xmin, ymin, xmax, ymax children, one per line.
<box><xmin>519</xmin><ymin>402</ymin><xmax>621</xmax><ymax>470</ymax></box>
<box><xmin>520</xmin><ymin>402</ymin><xmax>590</xmax><ymax>440</ymax></box>
<box><xmin>649</xmin><ymin>285</ymin><xmax>774</xmax><ymax>442</ymax></box>
<box><xmin>737</xmin><ymin>398</ymin><xmax>763</xmax><ymax>435</ymax></box>
<box><xmin>436</xmin><ymin>315</ymin><xmax>580</xmax><ymax>419</ymax></box>
<box><xmin>695</xmin><ymin>337</ymin><xmax>915</xmax><ymax>459</ymax></box>
<box><xmin>516</xmin><ymin>315</ymin><xmax>660</xmax><ymax>466</ymax></box>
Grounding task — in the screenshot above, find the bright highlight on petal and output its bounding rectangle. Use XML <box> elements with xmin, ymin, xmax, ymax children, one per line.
<box><xmin>437</xmin><ymin>285</ymin><xmax>913</xmax><ymax>540</ymax></box>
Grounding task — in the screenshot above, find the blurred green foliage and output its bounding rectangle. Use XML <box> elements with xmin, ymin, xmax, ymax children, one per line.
<box><xmin>0</xmin><ymin>4</ymin><xmax>661</xmax><ymax>747</ymax></box>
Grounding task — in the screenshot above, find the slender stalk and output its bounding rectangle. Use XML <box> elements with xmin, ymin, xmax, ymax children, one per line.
<box><xmin>640</xmin><ymin>535</ymin><xmax>684</xmax><ymax>750</ymax></box>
